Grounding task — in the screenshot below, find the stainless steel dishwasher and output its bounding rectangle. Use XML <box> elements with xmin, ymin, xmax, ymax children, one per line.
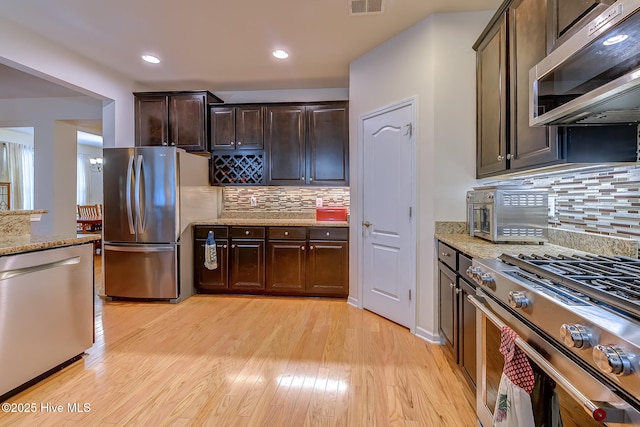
<box><xmin>0</xmin><ymin>243</ymin><xmax>94</xmax><ymax>400</ymax></box>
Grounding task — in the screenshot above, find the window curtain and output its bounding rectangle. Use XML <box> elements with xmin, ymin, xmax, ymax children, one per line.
<box><xmin>0</xmin><ymin>141</ymin><xmax>34</xmax><ymax>210</ymax></box>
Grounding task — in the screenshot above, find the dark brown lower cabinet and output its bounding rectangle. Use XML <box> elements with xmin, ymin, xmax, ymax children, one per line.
<box><xmin>194</xmin><ymin>226</ymin><xmax>229</xmax><ymax>291</ymax></box>
<box><xmin>196</xmin><ymin>225</ymin><xmax>348</xmax><ymax>297</ymax></box>
<box><xmin>229</xmin><ymin>227</ymin><xmax>265</xmax><ymax>291</ymax></box>
<box><xmin>437</xmin><ymin>240</ymin><xmax>477</xmax><ymax>391</ymax></box>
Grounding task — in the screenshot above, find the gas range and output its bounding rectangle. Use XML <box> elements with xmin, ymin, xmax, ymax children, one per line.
<box><xmin>468</xmin><ymin>253</ymin><xmax>640</xmax><ymax>424</ymax></box>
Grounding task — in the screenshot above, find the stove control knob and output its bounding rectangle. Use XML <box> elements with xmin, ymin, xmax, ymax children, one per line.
<box><xmin>593</xmin><ymin>345</ymin><xmax>634</xmax><ymax>376</ymax></box>
<box><xmin>559</xmin><ymin>324</ymin><xmax>592</xmax><ymax>349</ymax></box>
<box><xmin>479</xmin><ymin>273</ymin><xmax>495</xmax><ymax>288</ymax></box>
<box><xmin>508</xmin><ymin>291</ymin><xmax>529</xmax><ymax>309</ymax></box>
<box><xmin>466</xmin><ymin>266</ymin><xmax>481</xmax><ymax>280</ymax></box>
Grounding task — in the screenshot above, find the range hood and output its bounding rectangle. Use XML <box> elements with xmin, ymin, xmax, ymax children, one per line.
<box><xmin>530</xmin><ymin>0</ymin><xmax>640</xmax><ymax>126</ymax></box>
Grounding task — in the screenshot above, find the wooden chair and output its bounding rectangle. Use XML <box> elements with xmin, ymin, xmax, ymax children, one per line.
<box><xmin>77</xmin><ymin>204</ymin><xmax>103</xmax><ymax>255</ymax></box>
<box><xmin>77</xmin><ymin>204</ymin><xmax>101</xmax><ymax>219</ymax></box>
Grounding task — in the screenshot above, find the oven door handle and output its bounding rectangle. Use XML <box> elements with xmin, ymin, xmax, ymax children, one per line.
<box><xmin>468</xmin><ymin>295</ymin><xmax>628</xmax><ymax>424</ymax></box>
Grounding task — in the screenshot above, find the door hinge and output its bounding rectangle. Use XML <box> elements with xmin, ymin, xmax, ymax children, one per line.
<box><xmin>409</xmin><ymin>206</ymin><xmax>412</xmax><ymax>218</ymax></box>
<box><xmin>409</xmin><ymin>289</ymin><xmax>412</xmax><ymax>300</ymax></box>
<box><xmin>404</xmin><ymin>123</ymin><xmax>413</xmax><ymax>137</ymax></box>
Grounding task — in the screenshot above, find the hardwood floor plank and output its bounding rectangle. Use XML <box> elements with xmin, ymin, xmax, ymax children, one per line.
<box><xmin>0</xmin><ymin>259</ymin><xmax>478</xmax><ymax>427</ymax></box>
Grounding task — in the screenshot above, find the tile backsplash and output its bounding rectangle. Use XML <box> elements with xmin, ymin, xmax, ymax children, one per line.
<box><xmin>223</xmin><ymin>186</ymin><xmax>350</xmax><ymax>213</ymax></box>
<box><xmin>517</xmin><ymin>164</ymin><xmax>640</xmax><ymax>255</ymax></box>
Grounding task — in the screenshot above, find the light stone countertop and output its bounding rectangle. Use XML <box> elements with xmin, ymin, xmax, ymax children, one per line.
<box><xmin>0</xmin><ymin>234</ymin><xmax>100</xmax><ymax>256</ymax></box>
<box><xmin>435</xmin><ymin>233</ymin><xmax>592</xmax><ymax>259</ymax></box>
<box><xmin>0</xmin><ymin>209</ymin><xmax>48</xmax><ymax>216</ymax></box>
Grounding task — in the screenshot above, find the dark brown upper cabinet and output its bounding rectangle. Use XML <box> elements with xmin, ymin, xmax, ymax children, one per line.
<box><xmin>210</xmin><ymin>105</ymin><xmax>264</xmax><ymax>150</ymax></box>
<box><xmin>546</xmin><ymin>0</ymin><xmax>614</xmax><ymax>53</ymax></box>
<box><xmin>134</xmin><ymin>91</ymin><xmax>222</xmax><ymax>152</ymax></box>
<box><xmin>474</xmin><ymin>0</ymin><xmax>562</xmax><ymax>178</ymax></box>
<box><xmin>266</xmin><ymin>102</ymin><xmax>349</xmax><ymax>186</ymax></box>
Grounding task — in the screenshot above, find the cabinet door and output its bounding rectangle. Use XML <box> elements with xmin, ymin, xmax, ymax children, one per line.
<box><xmin>194</xmin><ymin>239</ymin><xmax>229</xmax><ymax>291</ymax></box>
<box><xmin>229</xmin><ymin>239</ymin><xmax>265</xmax><ymax>290</ymax></box>
<box><xmin>265</xmin><ymin>105</ymin><xmax>306</xmax><ymax>185</ymax></box>
<box><xmin>306</xmin><ymin>240</ymin><xmax>348</xmax><ymax>296</ymax></box>
<box><xmin>135</xmin><ymin>95</ymin><xmax>168</xmax><ymax>147</ymax></box>
<box><xmin>210</xmin><ymin>106</ymin><xmax>236</xmax><ymax>150</ymax></box>
<box><xmin>236</xmin><ymin>106</ymin><xmax>264</xmax><ymax>150</ymax></box>
<box><xmin>438</xmin><ymin>261</ymin><xmax>457</xmax><ymax>357</ymax></box>
<box><xmin>476</xmin><ymin>16</ymin><xmax>508</xmax><ymax>178</ymax></box>
<box><xmin>266</xmin><ymin>240</ymin><xmax>306</xmax><ymax>294</ymax></box>
<box><xmin>459</xmin><ymin>278</ymin><xmax>477</xmax><ymax>389</ymax></box>
<box><xmin>307</xmin><ymin>103</ymin><xmax>349</xmax><ymax>186</ymax></box>
<box><xmin>509</xmin><ymin>0</ymin><xmax>561</xmax><ymax>171</ymax></box>
<box><xmin>169</xmin><ymin>93</ymin><xmax>207</xmax><ymax>151</ymax></box>
<box><xmin>547</xmin><ymin>0</ymin><xmax>613</xmax><ymax>52</ymax></box>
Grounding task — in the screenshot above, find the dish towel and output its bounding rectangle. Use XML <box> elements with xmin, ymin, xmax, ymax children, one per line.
<box><xmin>494</xmin><ymin>326</ymin><xmax>536</xmax><ymax>427</ymax></box>
<box><xmin>204</xmin><ymin>231</ymin><xmax>218</xmax><ymax>270</ymax></box>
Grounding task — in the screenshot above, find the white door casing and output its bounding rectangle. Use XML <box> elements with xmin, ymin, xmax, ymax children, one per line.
<box><xmin>360</xmin><ymin>99</ymin><xmax>416</xmax><ymax>329</ymax></box>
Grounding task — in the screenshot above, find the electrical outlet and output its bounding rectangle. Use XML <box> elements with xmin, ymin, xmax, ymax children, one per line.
<box><xmin>548</xmin><ymin>195</ymin><xmax>556</xmax><ymax>217</ymax></box>
<box><xmin>250</xmin><ymin>196</ymin><xmax>257</xmax><ymax>207</ymax></box>
<box><xmin>316</xmin><ymin>197</ymin><xmax>323</xmax><ymax>208</ymax></box>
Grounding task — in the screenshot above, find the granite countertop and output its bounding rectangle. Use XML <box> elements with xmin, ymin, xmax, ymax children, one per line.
<box><xmin>192</xmin><ymin>218</ymin><xmax>349</xmax><ymax>227</ymax></box>
<box><xmin>435</xmin><ymin>233</ymin><xmax>591</xmax><ymax>259</ymax></box>
<box><xmin>0</xmin><ymin>234</ymin><xmax>101</xmax><ymax>256</ymax></box>
<box><xmin>0</xmin><ymin>209</ymin><xmax>48</xmax><ymax>216</ymax></box>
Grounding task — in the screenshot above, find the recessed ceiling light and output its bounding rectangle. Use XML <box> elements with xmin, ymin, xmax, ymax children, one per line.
<box><xmin>272</xmin><ymin>49</ymin><xmax>289</xmax><ymax>60</ymax></box>
<box><xmin>603</xmin><ymin>34</ymin><xmax>628</xmax><ymax>46</ymax></box>
<box><xmin>142</xmin><ymin>55</ymin><xmax>160</xmax><ymax>64</ymax></box>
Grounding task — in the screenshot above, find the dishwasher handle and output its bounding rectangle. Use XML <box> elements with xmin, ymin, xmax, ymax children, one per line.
<box><xmin>0</xmin><ymin>256</ymin><xmax>81</xmax><ymax>281</ymax></box>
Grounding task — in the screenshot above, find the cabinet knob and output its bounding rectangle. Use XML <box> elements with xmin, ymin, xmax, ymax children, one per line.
<box><xmin>245</xmin><ymin>230</ymin><xmax>250</xmax><ymax>235</ymax></box>
<box><xmin>497</xmin><ymin>155</ymin><xmax>504</xmax><ymax>161</ymax></box>
<box><xmin>301</xmin><ymin>245</ymin><xmax>305</xmax><ymax>250</ymax></box>
<box><xmin>284</xmin><ymin>231</ymin><xmax>289</xmax><ymax>236</ymax></box>
<box><xmin>326</xmin><ymin>232</ymin><xmax>330</xmax><ymax>236</ymax></box>
<box><xmin>170</xmin><ymin>142</ymin><xmax>175</xmax><ymax>146</ymax></box>
<box><xmin>310</xmin><ymin>178</ymin><xmax>313</xmax><ymax>182</ymax></box>
<box><xmin>237</xmin><ymin>141</ymin><xmax>242</xmax><ymax>146</ymax></box>
<box><xmin>162</xmin><ymin>141</ymin><xmax>168</xmax><ymax>146</ymax></box>
<box><xmin>310</xmin><ymin>245</ymin><xmax>314</xmax><ymax>250</ymax></box>
<box><xmin>300</xmin><ymin>177</ymin><xmax>305</xmax><ymax>181</ymax></box>
<box><xmin>507</xmin><ymin>153</ymin><xmax>513</xmax><ymax>160</ymax></box>
<box><xmin>231</xmin><ymin>244</ymin><xmax>236</xmax><ymax>248</ymax></box>
<box><xmin>449</xmin><ymin>283</ymin><xmax>455</xmax><ymax>289</ymax></box>
<box><xmin>223</xmin><ymin>244</ymin><xmax>227</xmax><ymax>249</ymax></box>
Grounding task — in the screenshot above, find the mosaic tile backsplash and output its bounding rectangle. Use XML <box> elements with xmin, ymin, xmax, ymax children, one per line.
<box><xmin>518</xmin><ymin>164</ymin><xmax>640</xmax><ymax>256</ymax></box>
<box><xmin>223</xmin><ymin>187</ymin><xmax>350</xmax><ymax>213</ymax></box>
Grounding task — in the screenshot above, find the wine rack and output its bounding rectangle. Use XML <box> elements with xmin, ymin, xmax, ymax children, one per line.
<box><xmin>211</xmin><ymin>151</ymin><xmax>265</xmax><ymax>185</ymax></box>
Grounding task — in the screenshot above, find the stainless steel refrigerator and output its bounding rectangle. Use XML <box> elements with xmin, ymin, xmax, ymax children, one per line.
<box><xmin>102</xmin><ymin>146</ymin><xmax>214</xmax><ymax>301</ymax></box>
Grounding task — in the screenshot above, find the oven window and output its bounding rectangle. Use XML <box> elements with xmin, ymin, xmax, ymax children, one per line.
<box><xmin>473</xmin><ymin>205</ymin><xmax>491</xmax><ymax>235</ymax></box>
<box><xmin>483</xmin><ymin>320</ymin><xmax>605</xmax><ymax>427</ymax></box>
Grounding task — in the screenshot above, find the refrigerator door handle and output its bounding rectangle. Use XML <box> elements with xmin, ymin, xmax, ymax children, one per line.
<box><xmin>135</xmin><ymin>154</ymin><xmax>146</xmax><ymax>234</ymax></box>
<box><xmin>125</xmin><ymin>155</ymin><xmax>135</xmax><ymax>234</ymax></box>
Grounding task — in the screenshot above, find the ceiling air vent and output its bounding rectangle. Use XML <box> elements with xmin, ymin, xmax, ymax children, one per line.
<box><xmin>350</xmin><ymin>0</ymin><xmax>383</xmax><ymax>15</ymax></box>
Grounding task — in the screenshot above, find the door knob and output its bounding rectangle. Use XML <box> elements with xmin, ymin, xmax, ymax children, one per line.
<box><xmin>362</xmin><ymin>221</ymin><xmax>372</xmax><ymax>228</ymax></box>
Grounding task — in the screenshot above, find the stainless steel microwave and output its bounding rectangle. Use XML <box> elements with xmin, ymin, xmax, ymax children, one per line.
<box><xmin>467</xmin><ymin>186</ymin><xmax>548</xmax><ymax>243</ymax></box>
<box><xmin>530</xmin><ymin>0</ymin><xmax>640</xmax><ymax>126</ymax></box>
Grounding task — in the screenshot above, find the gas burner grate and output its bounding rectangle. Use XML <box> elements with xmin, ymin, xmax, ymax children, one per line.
<box><xmin>500</xmin><ymin>253</ymin><xmax>640</xmax><ymax>319</ymax></box>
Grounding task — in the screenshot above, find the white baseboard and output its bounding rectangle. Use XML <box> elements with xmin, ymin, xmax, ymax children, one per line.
<box><xmin>347</xmin><ymin>296</ymin><xmax>359</xmax><ymax>308</ymax></box>
<box><xmin>414</xmin><ymin>326</ymin><xmax>443</xmax><ymax>344</ymax></box>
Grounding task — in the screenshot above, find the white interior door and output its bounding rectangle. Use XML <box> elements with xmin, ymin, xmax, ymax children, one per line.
<box><xmin>361</xmin><ymin>101</ymin><xmax>415</xmax><ymax>328</ymax></box>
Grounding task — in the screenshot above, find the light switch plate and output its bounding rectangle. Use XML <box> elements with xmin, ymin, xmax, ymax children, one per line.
<box><xmin>316</xmin><ymin>197</ymin><xmax>323</xmax><ymax>208</ymax></box>
<box><xmin>250</xmin><ymin>197</ymin><xmax>257</xmax><ymax>207</ymax></box>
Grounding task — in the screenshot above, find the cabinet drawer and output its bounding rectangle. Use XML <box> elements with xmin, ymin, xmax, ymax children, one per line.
<box><xmin>231</xmin><ymin>226</ymin><xmax>265</xmax><ymax>239</ymax></box>
<box><xmin>268</xmin><ymin>227</ymin><xmax>306</xmax><ymax>240</ymax></box>
<box><xmin>458</xmin><ymin>252</ymin><xmax>472</xmax><ymax>277</ymax></box>
<box><xmin>195</xmin><ymin>225</ymin><xmax>228</xmax><ymax>239</ymax></box>
<box><xmin>437</xmin><ymin>241</ymin><xmax>456</xmax><ymax>271</ymax></box>
<box><xmin>309</xmin><ymin>227</ymin><xmax>348</xmax><ymax>241</ymax></box>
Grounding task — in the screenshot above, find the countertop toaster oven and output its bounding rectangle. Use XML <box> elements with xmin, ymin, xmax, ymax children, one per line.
<box><xmin>466</xmin><ymin>186</ymin><xmax>548</xmax><ymax>243</ymax></box>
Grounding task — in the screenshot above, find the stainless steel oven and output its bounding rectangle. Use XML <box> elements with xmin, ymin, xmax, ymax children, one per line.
<box><xmin>467</xmin><ymin>255</ymin><xmax>640</xmax><ymax>426</ymax></box>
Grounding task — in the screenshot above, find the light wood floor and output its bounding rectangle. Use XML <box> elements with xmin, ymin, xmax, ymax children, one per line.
<box><xmin>0</xmin><ymin>256</ymin><xmax>477</xmax><ymax>426</ymax></box>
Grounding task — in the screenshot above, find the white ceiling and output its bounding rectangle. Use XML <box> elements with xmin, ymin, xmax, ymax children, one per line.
<box><xmin>0</xmin><ymin>0</ymin><xmax>499</xmax><ymax>95</ymax></box>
